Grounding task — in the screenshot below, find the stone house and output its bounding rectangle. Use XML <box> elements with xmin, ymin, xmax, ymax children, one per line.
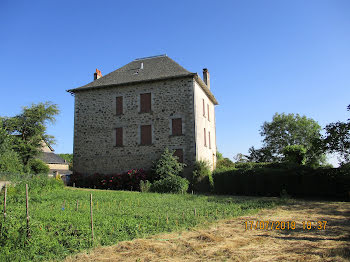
<box><xmin>38</xmin><ymin>141</ymin><xmax>71</xmax><ymax>175</ymax></box>
<box><xmin>67</xmin><ymin>55</ymin><xmax>218</xmax><ymax>176</ymax></box>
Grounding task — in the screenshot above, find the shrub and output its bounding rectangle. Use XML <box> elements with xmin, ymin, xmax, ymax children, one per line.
<box><xmin>150</xmin><ymin>175</ymin><xmax>189</xmax><ymax>193</ymax></box>
<box><xmin>71</xmin><ymin>169</ymin><xmax>149</xmax><ymax>191</ymax></box>
<box><xmin>27</xmin><ymin>158</ymin><xmax>50</xmax><ymax>174</ymax></box>
<box><xmin>0</xmin><ymin>150</ymin><xmax>23</xmax><ymax>174</ymax></box>
<box><xmin>140</xmin><ymin>180</ymin><xmax>151</xmax><ymax>193</ymax></box>
<box><xmin>190</xmin><ymin>160</ymin><xmax>213</xmax><ymax>193</ymax></box>
<box><xmin>151</xmin><ymin>148</ymin><xmax>185</xmax><ymax>181</ymax></box>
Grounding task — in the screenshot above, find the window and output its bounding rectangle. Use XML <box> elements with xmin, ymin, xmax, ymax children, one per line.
<box><xmin>140</xmin><ymin>125</ymin><xmax>152</xmax><ymax>145</ymax></box>
<box><xmin>140</xmin><ymin>93</ymin><xmax>151</xmax><ymax>113</ymax></box>
<box><xmin>173</xmin><ymin>149</ymin><xmax>184</xmax><ymax>163</ymax></box>
<box><xmin>202</xmin><ymin>99</ymin><xmax>205</xmax><ymax>117</ymax></box>
<box><xmin>172</xmin><ymin>118</ymin><xmax>182</xmax><ymax>136</ymax></box>
<box><xmin>115</xmin><ymin>127</ymin><xmax>123</xmax><ymax>147</ymax></box>
<box><xmin>204</xmin><ymin>128</ymin><xmax>207</xmax><ymax>147</ymax></box>
<box><xmin>207</xmin><ymin>104</ymin><xmax>210</xmax><ymax>121</ymax></box>
<box><xmin>209</xmin><ymin>131</ymin><xmax>211</xmax><ymax>149</ymax></box>
<box><xmin>116</xmin><ymin>96</ymin><xmax>123</xmax><ymax>115</ymax></box>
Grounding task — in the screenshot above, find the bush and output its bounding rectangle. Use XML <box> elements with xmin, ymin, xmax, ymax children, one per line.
<box><xmin>0</xmin><ymin>150</ymin><xmax>23</xmax><ymax>174</ymax></box>
<box><xmin>150</xmin><ymin>175</ymin><xmax>189</xmax><ymax>193</ymax></box>
<box><xmin>151</xmin><ymin>148</ymin><xmax>185</xmax><ymax>181</ymax></box>
<box><xmin>71</xmin><ymin>169</ymin><xmax>149</xmax><ymax>191</ymax></box>
<box><xmin>140</xmin><ymin>180</ymin><xmax>152</xmax><ymax>193</ymax></box>
<box><xmin>27</xmin><ymin>158</ymin><xmax>50</xmax><ymax>174</ymax></box>
<box><xmin>190</xmin><ymin>160</ymin><xmax>213</xmax><ymax>193</ymax></box>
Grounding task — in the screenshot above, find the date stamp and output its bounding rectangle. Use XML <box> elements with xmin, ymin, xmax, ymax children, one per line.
<box><xmin>244</xmin><ymin>220</ymin><xmax>327</xmax><ymax>230</ymax></box>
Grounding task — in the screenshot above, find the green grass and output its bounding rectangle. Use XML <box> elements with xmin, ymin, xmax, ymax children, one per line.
<box><xmin>0</xmin><ymin>182</ymin><xmax>284</xmax><ymax>261</ymax></box>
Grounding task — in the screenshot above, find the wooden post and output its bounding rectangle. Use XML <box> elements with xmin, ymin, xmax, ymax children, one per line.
<box><xmin>73</xmin><ymin>182</ymin><xmax>75</xmax><ymax>188</ymax></box>
<box><xmin>194</xmin><ymin>208</ymin><xmax>197</xmax><ymax>217</ymax></box>
<box><xmin>90</xmin><ymin>194</ymin><xmax>94</xmax><ymax>243</ymax></box>
<box><xmin>3</xmin><ymin>184</ymin><xmax>7</xmax><ymax>221</ymax></box>
<box><xmin>191</xmin><ymin>190</ymin><xmax>193</xmax><ymax>195</ymax></box>
<box><xmin>76</xmin><ymin>200</ymin><xmax>79</xmax><ymax>211</ymax></box>
<box><xmin>182</xmin><ymin>211</ymin><xmax>185</xmax><ymax>221</ymax></box>
<box><xmin>166</xmin><ymin>213</ymin><xmax>169</xmax><ymax>224</ymax></box>
<box><xmin>25</xmin><ymin>184</ymin><xmax>30</xmax><ymax>238</ymax></box>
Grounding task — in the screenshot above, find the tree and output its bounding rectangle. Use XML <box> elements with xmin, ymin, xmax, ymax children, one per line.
<box><xmin>151</xmin><ymin>148</ymin><xmax>185</xmax><ymax>181</ymax></box>
<box><xmin>249</xmin><ymin>113</ymin><xmax>324</xmax><ymax>165</ymax></box>
<box><xmin>0</xmin><ymin>120</ymin><xmax>24</xmax><ymax>173</ymax></box>
<box><xmin>1</xmin><ymin>102</ymin><xmax>59</xmax><ymax>166</ymax></box>
<box><xmin>322</xmin><ymin>105</ymin><xmax>350</xmax><ymax>164</ymax></box>
<box><xmin>282</xmin><ymin>145</ymin><xmax>307</xmax><ymax>165</ymax></box>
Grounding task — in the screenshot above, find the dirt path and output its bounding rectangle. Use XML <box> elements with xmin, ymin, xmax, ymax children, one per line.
<box><xmin>65</xmin><ymin>200</ymin><xmax>350</xmax><ymax>262</ymax></box>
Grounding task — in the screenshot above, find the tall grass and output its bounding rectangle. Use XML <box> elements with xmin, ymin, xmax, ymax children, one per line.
<box><xmin>0</xmin><ymin>175</ymin><xmax>284</xmax><ymax>261</ymax></box>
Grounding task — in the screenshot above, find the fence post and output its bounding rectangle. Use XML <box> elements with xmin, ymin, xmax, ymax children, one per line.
<box><xmin>90</xmin><ymin>194</ymin><xmax>94</xmax><ymax>243</ymax></box>
<box><xmin>26</xmin><ymin>184</ymin><xmax>30</xmax><ymax>238</ymax></box>
<box><xmin>3</xmin><ymin>184</ymin><xmax>7</xmax><ymax>221</ymax></box>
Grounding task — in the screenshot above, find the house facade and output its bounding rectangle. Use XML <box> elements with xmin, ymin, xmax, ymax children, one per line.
<box><xmin>68</xmin><ymin>55</ymin><xmax>218</xmax><ymax>176</ymax></box>
<box><xmin>38</xmin><ymin>141</ymin><xmax>71</xmax><ymax>175</ymax></box>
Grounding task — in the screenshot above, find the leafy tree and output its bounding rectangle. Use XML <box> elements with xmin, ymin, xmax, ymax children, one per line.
<box><xmin>58</xmin><ymin>153</ymin><xmax>73</xmax><ymax>170</ymax></box>
<box><xmin>151</xmin><ymin>148</ymin><xmax>185</xmax><ymax>181</ymax></box>
<box><xmin>1</xmin><ymin>102</ymin><xmax>59</xmax><ymax>166</ymax></box>
<box><xmin>322</xmin><ymin>105</ymin><xmax>350</xmax><ymax>163</ymax></box>
<box><xmin>233</xmin><ymin>153</ymin><xmax>248</xmax><ymax>163</ymax></box>
<box><xmin>282</xmin><ymin>145</ymin><xmax>307</xmax><ymax>165</ymax></box>
<box><xmin>249</xmin><ymin>113</ymin><xmax>324</xmax><ymax>165</ymax></box>
<box><xmin>0</xmin><ymin>121</ymin><xmax>23</xmax><ymax>173</ymax></box>
<box><xmin>216</xmin><ymin>151</ymin><xmax>223</xmax><ymax>161</ymax></box>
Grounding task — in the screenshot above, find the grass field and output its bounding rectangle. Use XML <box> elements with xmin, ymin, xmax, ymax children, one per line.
<box><xmin>0</xmin><ymin>184</ymin><xmax>284</xmax><ymax>261</ymax></box>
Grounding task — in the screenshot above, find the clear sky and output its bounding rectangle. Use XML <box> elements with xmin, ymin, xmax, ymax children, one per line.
<box><xmin>1</xmin><ymin>0</ymin><xmax>349</xmax><ymax>165</ymax></box>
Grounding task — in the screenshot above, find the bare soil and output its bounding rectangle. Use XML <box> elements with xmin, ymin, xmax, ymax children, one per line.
<box><xmin>65</xmin><ymin>199</ymin><xmax>350</xmax><ymax>262</ymax></box>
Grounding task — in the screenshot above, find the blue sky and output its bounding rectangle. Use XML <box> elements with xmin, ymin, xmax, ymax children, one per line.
<box><xmin>1</xmin><ymin>0</ymin><xmax>349</xmax><ymax>165</ymax></box>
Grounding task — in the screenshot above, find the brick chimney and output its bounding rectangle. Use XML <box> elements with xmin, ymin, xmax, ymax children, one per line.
<box><xmin>94</xmin><ymin>69</ymin><xmax>102</xmax><ymax>80</ymax></box>
<box><xmin>203</xmin><ymin>68</ymin><xmax>210</xmax><ymax>89</ymax></box>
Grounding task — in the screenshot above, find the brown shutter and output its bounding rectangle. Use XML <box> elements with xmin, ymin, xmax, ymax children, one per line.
<box><xmin>116</xmin><ymin>127</ymin><xmax>123</xmax><ymax>146</ymax></box>
<box><xmin>141</xmin><ymin>125</ymin><xmax>152</xmax><ymax>145</ymax></box>
<box><xmin>204</xmin><ymin>128</ymin><xmax>206</xmax><ymax>146</ymax></box>
<box><xmin>207</xmin><ymin>104</ymin><xmax>210</xmax><ymax>121</ymax></box>
<box><xmin>172</xmin><ymin>118</ymin><xmax>182</xmax><ymax>135</ymax></box>
<box><xmin>173</xmin><ymin>149</ymin><xmax>184</xmax><ymax>163</ymax></box>
<box><xmin>209</xmin><ymin>131</ymin><xmax>211</xmax><ymax>149</ymax></box>
<box><xmin>202</xmin><ymin>99</ymin><xmax>205</xmax><ymax>116</ymax></box>
<box><xmin>140</xmin><ymin>93</ymin><xmax>151</xmax><ymax>113</ymax></box>
<box><xmin>116</xmin><ymin>96</ymin><xmax>123</xmax><ymax>115</ymax></box>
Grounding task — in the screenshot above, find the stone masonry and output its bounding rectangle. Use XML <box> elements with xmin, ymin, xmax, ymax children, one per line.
<box><xmin>68</xmin><ymin>55</ymin><xmax>218</xmax><ymax>176</ymax></box>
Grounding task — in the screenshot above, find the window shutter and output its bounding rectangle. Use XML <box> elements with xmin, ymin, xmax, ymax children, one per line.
<box><xmin>141</xmin><ymin>125</ymin><xmax>152</xmax><ymax>145</ymax></box>
<box><xmin>172</xmin><ymin>118</ymin><xmax>182</xmax><ymax>135</ymax></box>
<box><xmin>140</xmin><ymin>93</ymin><xmax>151</xmax><ymax>113</ymax></box>
<box><xmin>116</xmin><ymin>96</ymin><xmax>123</xmax><ymax>115</ymax></box>
<box><xmin>173</xmin><ymin>149</ymin><xmax>184</xmax><ymax>163</ymax></box>
<box><xmin>202</xmin><ymin>99</ymin><xmax>205</xmax><ymax>117</ymax></box>
<box><xmin>209</xmin><ymin>131</ymin><xmax>211</xmax><ymax>149</ymax></box>
<box><xmin>207</xmin><ymin>104</ymin><xmax>210</xmax><ymax>121</ymax></box>
<box><xmin>116</xmin><ymin>127</ymin><xmax>123</xmax><ymax>146</ymax></box>
<box><xmin>204</xmin><ymin>128</ymin><xmax>207</xmax><ymax>146</ymax></box>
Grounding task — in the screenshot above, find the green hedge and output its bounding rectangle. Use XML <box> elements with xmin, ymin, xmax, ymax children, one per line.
<box><xmin>213</xmin><ymin>167</ymin><xmax>350</xmax><ymax>199</ymax></box>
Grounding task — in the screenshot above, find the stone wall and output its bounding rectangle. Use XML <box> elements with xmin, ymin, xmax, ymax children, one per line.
<box><xmin>73</xmin><ymin>76</ymin><xmax>197</xmax><ymax>175</ymax></box>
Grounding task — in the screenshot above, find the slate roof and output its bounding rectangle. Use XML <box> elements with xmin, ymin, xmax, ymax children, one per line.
<box><xmin>38</xmin><ymin>152</ymin><xmax>67</xmax><ymax>164</ymax></box>
<box><xmin>67</xmin><ymin>55</ymin><xmax>218</xmax><ymax>105</ymax></box>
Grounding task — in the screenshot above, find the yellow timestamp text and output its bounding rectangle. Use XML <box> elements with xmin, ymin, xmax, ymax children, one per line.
<box><xmin>244</xmin><ymin>220</ymin><xmax>327</xmax><ymax>230</ymax></box>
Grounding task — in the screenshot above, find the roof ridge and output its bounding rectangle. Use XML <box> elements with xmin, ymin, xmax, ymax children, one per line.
<box><xmin>134</xmin><ymin>54</ymin><xmax>167</xmax><ymax>61</ymax></box>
